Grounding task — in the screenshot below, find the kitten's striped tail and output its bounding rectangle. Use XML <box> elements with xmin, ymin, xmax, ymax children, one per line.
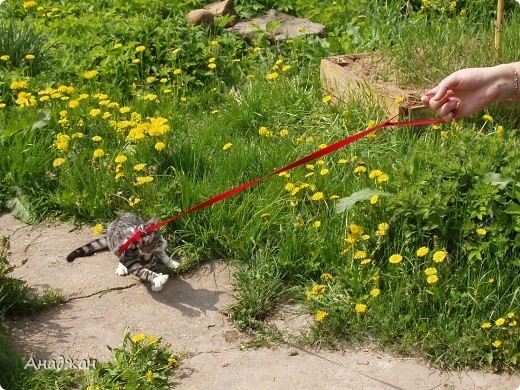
<box><xmin>66</xmin><ymin>237</ymin><xmax>110</xmax><ymax>262</ymax></box>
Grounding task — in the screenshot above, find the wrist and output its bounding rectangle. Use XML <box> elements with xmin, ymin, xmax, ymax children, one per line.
<box><xmin>495</xmin><ymin>63</ymin><xmax>519</xmax><ymax>101</ymax></box>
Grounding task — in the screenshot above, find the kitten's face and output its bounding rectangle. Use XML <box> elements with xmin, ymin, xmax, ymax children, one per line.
<box><xmin>140</xmin><ymin>230</ymin><xmax>166</xmax><ymax>253</ymax></box>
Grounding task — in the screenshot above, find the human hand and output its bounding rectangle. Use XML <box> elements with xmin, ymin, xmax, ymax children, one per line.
<box><xmin>421</xmin><ymin>64</ymin><xmax>517</xmax><ymax>121</ymax></box>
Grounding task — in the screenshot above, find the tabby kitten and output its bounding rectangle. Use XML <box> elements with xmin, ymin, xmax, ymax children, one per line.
<box><xmin>66</xmin><ymin>213</ymin><xmax>179</xmax><ymax>292</ymax></box>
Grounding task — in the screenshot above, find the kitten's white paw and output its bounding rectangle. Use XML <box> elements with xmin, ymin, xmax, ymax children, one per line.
<box><xmin>166</xmin><ymin>258</ymin><xmax>180</xmax><ymax>269</ymax></box>
<box><xmin>151</xmin><ymin>274</ymin><xmax>169</xmax><ymax>292</ymax></box>
<box><xmin>115</xmin><ymin>263</ymin><xmax>128</xmax><ymax>276</ymax></box>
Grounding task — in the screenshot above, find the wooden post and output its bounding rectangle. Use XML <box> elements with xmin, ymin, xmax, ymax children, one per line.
<box><xmin>495</xmin><ymin>0</ymin><xmax>505</xmax><ymax>62</ymax></box>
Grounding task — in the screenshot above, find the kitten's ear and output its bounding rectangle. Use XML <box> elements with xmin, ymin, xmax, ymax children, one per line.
<box><xmin>146</xmin><ymin>216</ymin><xmax>159</xmax><ymax>226</ymax></box>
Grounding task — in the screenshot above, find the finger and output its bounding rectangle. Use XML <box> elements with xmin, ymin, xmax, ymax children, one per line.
<box><xmin>420</xmin><ymin>91</ymin><xmax>436</xmax><ymax>105</ymax></box>
<box><xmin>438</xmin><ymin>100</ymin><xmax>458</xmax><ymax>117</ymax></box>
<box><xmin>442</xmin><ymin>111</ymin><xmax>455</xmax><ymax>121</ymax></box>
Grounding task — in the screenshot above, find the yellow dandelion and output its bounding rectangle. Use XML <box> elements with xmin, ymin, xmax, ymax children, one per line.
<box><xmin>55</xmin><ymin>141</ymin><xmax>68</xmax><ymax>152</ymax></box>
<box><xmin>146</xmin><ymin>370</ymin><xmax>153</xmax><ymax>382</ymax></box>
<box><xmin>93</xmin><ymin>224</ymin><xmax>103</xmax><ymax>234</ymax></box>
<box><xmin>433</xmin><ymin>250</ymin><xmax>446</xmax><ymax>263</ymax></box>
<box><xmin>349</xmin><ymin>224</ymin><xmax>364</xmax><ymax>236</ymax></box>
<box><xmin>353</xmin><ymin>166</ymin><xmax>367</xmax><ymax>175</ymax></box>
<box><xmin>320</xmin><ymin>273</ymin><xmax>335</xmax><ymax>281</ymax></box>
<box><xmin>355</xmin><ymin>303</ymin><xmax>367</xmax><ymax>313</ymax></box>
<box><xmin>311</xmin><ymin>192</ymin><xmax>324</xmax><ymax>201</ymax></box>
<box><xmin>258</xmin><ymin>126</ymin><xmax>269</xmax><ymax>136</ymax></box>
<box><xmin>83</xmin><ymin>70</ymin><xmax>98</xmax><ymax>79</ymax></box>
<box><xmin>114</xmin><ymin>155</ymin><xmax>127</xmax><ymax>163</ymax></box>
<box><xmin>416</xmin><ymin>247</ymin><xmax>429</xmax><ymax>257</ymax></box>
<box><xmin>313</xmin><ymin>221</ymin><xmax>321</xmax><ymax>228</ymax></box>
<box><xmin>92</xmin><ymin>135</ymin><xmax>102</xmax><ymax>142</ymax></box>
<box><xmin>52</xmin><ymin>157</ymin><xmax>65</xmax><ymax>167</ymax></box>
<box><xmin>481</xmin><ymin>322</ymin><xmax>492</xmax><ymax>329</ymax></box>
<box><xmin>135</xmin><ymin>176</ymin><xmax>154</xmax><ymax>185</ymax></box>
<box><xmin>389</xmin><ymin>254</ymin><xmax>403</xmax><ymax>264</ymax></box>
<box><xmin>482</xmin><ymin>114</ymin><xmax>494</xmax><ymax>123</ymax></box>
<box><xmin>135</xmin><ymin>45</ymin><xmax>146</xmax><ymax>52</ymax></box>
<box><xmin>266</xmin><ymin>72</ymin><xmax>279</xmax><ymax>80</ymax></box>
<box><xmin>155</xmin><ymin>141</ymin><xmax>165</xmax><ymax>151</ymax></box>
<box><xmin>376</xmin><ymin>222</ymin><xmax>389</xmax><ymax>237</ymax></box>
<box><xmin>369</xmin><ymin>169</ymin><xmax>382</xmax><ymax>179</ymax></box>
<box><xmin>223</xmin><ymin>142</ymin><xmax>232</xmax><ymax>150</ymax></box>
<box><xmin>370</xmin><ymin>288</ymin><xmax>380</xmax><ymax>297</ymax></box>
<box><xmin>133</xmin><ymin>163</ymin><xmax>146</xmax><ymax>171</ymax></box>
<box><xmin>285</xmin><ymin>183</ymin><xmax>296</xmax><ymax>192</ymax></box>
<box><xmin>495</xmin><ymin>318</ymin><xmax>505</xmax><ymax>326</ymax></box>
<box><xmin>320</xmin><ymin>168</ymin><xmax>329</xmax><ymax>175</ymax></box>
<box><xmin>424</xmin><ymin>267</ymin><xmax>437</xmax><ymax>276</ymax></box>
<box><xmin>354</xmin><ymin>250</ymin><xmax>367</xmax><ymax>259</ymax></box>
<box><xmin>311</xmin><ymin>284</ymin><xmax>326</xmax><ymax>297</ymax></box>
<box><xmin>131</xmin><ymin>333</ymin><xmax>145</xmax><ymax>343</ymax></box>
<box><xmin>370</xmin><ymin>195</ymin><xmax>379</xmax><ymax>204</ymax></box>
<box><xmin>426</xmin><ymin>275</ymin><xmax>439</xmax><ymax>284</ymax></box>
<box><xmin>315</xmin><ymin>310</ymin><xmax>328</xmax><ymax>322</ymax></box>
<box><xmin>93</xmin><ymin>148</ymin><xmax>105</xmax><ymax>158</ymax></box>
<box><xmin>492</xmin><ymin>340</ymin><xmax>501</xmax><ymax>348</ymax></box>
<box><xmin>476</xmin><ymin>228</ymin><xmax>487</xmax><ymax>236</ymax></box>
<box><xmin>128</xmin><ymin>197</ymin><xmax>140</xmax><ymax>206</ymax></box>
<box><xmin>376</xmin><ymin>174</ymin><xmax>389</xmax><ymax>184</ymax></box>
<box><xmin>10</xmin><ymin>80</ymin><xmax>28</xmax><ymax>90</ymax></box>
<box><xmin>322</xmin><ymin>95</ymin><xmax>332</xmax><ymax>103</ymax></box>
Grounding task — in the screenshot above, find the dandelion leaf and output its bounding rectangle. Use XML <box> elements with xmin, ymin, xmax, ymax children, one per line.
<box><xmin>5</xmin><ymin>187</ymin><xmax>35</xmax><ymax>224</ymax></box>
<box><xmin>480</xmin><ymin>172</ymin><xmax>512</xmax><ymax>190</ymax></box>
<box><xmin>504</xmin><ymin>202</ymin><xmax>520</xmax><ymax>215</ymax></box>
<box><xmin>31</xmin><ymin>110</ymin><xmax>51</xmax><ymax>130</ymax></box>
<box><xmin>335</xmin><ymin>188</ymin><xmax>390</xmax><ymax>214</ymax></box>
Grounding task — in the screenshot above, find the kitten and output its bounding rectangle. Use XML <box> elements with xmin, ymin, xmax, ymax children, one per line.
<box><xmin>66</xmin><ymin>213</ymin><xmax>179</xmax><ymax>292</ymax></box>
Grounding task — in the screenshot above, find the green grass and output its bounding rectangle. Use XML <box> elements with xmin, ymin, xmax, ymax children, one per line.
<box><xmin>0</xmin><ymin>0</ymin><xmax>519</xmax><ymax>381</ymax></box>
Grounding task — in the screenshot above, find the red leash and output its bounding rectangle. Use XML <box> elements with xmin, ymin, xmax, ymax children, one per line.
<box><xmin>120</xmin><ymin>100</ymin><xmax>444</xmax><ymax>254</ymax></box>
